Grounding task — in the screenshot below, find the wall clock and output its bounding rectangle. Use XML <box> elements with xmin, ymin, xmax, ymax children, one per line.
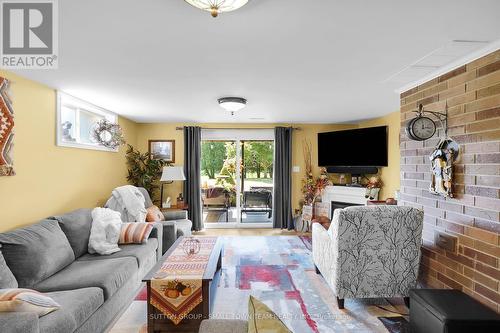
<box><xmin>406</xmin><ymin>104</ymin><xmax>447</xmax><ymax>141</ymax></box>
<box><xmin>406</xmin><ymin>116</ymin><xmax>436</xmax><ymax>141</ymax></box>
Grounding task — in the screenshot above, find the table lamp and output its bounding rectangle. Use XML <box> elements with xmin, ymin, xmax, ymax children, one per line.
<box><xmin>160</xmin><ymin>166</ymin><xmax>186</xmax><ymax>208</ymax></box>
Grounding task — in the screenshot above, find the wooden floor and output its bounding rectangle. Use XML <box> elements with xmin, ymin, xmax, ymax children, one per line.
<box><xmin>193</xmin><ymin>228</ymin><xmax>309</xmax><ymax>236</ymax></box>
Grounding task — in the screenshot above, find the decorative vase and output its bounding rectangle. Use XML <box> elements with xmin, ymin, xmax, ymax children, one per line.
<box><xmin>294</xmin><ymin>214</ymin><xmax>304</xmax><ymax>232</ymax></box>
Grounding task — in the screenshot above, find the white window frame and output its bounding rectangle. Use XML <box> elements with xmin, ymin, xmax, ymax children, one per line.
<box><xmin>56</xmin><ymin>92</ymin><xmax>119</xmax><ymax>152</ymax></box>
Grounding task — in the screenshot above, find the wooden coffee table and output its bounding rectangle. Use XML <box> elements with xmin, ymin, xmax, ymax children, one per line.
<box><xmin>142</xmin><ymin>237</ymin><xmax>222</xmax><ymax>333</ymax></box>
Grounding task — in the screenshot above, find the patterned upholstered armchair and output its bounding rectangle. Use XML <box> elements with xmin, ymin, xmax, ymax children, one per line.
<box><xmin>312</xmin><ymin>205</ymin><xmax>424</xmax><ymax>309</ymax></box>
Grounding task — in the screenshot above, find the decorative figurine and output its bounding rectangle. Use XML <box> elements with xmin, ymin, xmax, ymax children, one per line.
<box><xmin>365</xmin><ymin>176</ymin><xmax>382</xmax><ymax>200</ymax></box>
<box><xmin>429</xmin><ymin>140</ymin><xmax>455</xmax><ymax>198</ymax></box>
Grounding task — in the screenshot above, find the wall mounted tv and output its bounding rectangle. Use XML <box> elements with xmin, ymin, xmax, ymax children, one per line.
<box><xmin>318</xmin><ymin>126</ymin><xmax>388</xmax><ymax>167</ymax></box>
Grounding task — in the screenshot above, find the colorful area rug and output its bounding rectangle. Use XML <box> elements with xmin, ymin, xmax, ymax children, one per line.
<box><xmin>0</xmin><ymin>77</ymin><xmax>14</xmax><ymax>177</ymax></box>
<box><xmin>117</xmin><ymin>236</ymin><xmax>408</xmax><ymax>333</ymax></box>
<box><xmin>212</xmin><ymin>236</ymin><xmax>403</xmax><ymax>332</ymax></box>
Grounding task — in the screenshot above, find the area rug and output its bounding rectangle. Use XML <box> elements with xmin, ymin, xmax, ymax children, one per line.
<box><xmin>212</xmin><ymin>236</ymin><xmax>403</xmax><ymax>333</ymax></box>
<box><xmin>0</xmin><ymin>77</ymin><xmax>14</xmax><ymax>177</ymax></box>
<box><xmin>114</xmin><ymin>236</ymin><xmax>407</xmax><ymax>333</ymax></box>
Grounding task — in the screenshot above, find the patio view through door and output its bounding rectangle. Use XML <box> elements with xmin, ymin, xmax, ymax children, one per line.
<box><xmin>200</xmin><ymin>129</ymin><xmax>274</xmax><ymax>228</ymax></box>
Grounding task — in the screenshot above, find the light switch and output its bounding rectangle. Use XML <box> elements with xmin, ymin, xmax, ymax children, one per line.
<box><xmin>292</xmin><ymin>166</ymin><xmax>300</xmax><ymax>173</ymax></box>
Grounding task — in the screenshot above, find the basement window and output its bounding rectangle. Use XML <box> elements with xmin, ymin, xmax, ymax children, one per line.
<box><xmin>56</xmin><ymin>92</ymin><xmax>118</xmax><ymax>152</ymax></box>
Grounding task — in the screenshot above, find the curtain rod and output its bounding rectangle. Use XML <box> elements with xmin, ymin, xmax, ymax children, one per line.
<box><xmin>175</xmin><ymin>126</ymin><xmax>301</xmax><ymax>131</ymax></box>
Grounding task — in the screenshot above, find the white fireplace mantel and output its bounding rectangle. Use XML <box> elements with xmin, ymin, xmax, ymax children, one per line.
<box><xmin>321</xmin><ymin>185</ymin><xmax>375</xmax><ymax>219</ymax></box>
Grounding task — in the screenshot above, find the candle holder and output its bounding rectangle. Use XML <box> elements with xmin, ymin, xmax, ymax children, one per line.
<box><xmin>182</xmin><ymin>237</ymin><xmax>201</xmax><ymax>256</ymax></box>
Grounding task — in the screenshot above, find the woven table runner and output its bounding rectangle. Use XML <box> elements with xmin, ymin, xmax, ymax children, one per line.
<box><xmin>150</xmin><ymin>237</ymin><xmax>218</xmax><ymax>325</ymax></box>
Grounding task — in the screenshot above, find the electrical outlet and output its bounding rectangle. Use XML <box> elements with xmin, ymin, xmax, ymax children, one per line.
<box><xmin>435</xmin><ymin>232</ymin><xmax>457</xmax><ymax>253</ymax></box>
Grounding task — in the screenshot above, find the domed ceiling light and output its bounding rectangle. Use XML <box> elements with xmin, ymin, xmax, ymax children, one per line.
<box><xmin>218</xmin><ymin>97</ymin><xmax>247</xmax><ymax>115</ymax></box>
<box><xmin>184</xmin><ymin>0</ymin><xmax>249</xmax><ymax>18</ymax></box>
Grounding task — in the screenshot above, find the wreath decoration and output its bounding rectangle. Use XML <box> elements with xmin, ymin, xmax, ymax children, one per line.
<box><xmin>92</xmin><ymin>119</ymin><xmax>126</xmax><ymax>149</ymax></box>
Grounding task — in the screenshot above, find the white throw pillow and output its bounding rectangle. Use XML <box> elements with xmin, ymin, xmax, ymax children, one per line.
<box><xmin>0</xmin><ymin>288</ymin><xmax>60</xmax><ymax>317</ymax></box>
<box><xmin>88</xmin><ymin>207</ymin><xmax>122</xmax><ymax>255</ymax></box>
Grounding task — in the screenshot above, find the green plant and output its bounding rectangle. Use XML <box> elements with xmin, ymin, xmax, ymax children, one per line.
<box><xmin>125</xmin><ymin>144</ymin><xmax>169</xmax><ymax>200</ymax></box>
<box><xmin>201</xmin><ymin>141</ymin><xmax>226</xmax><ymax>179</ymax></box>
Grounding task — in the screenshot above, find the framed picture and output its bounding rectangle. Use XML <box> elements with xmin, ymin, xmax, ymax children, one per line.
<box><xmin>149</xmin><ymin>140</ymin><xmax>175</xmax><ymax>162</ymax></box>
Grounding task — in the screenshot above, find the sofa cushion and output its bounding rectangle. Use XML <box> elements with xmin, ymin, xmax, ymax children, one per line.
<box><xmin>77</xmin><ymin>238</ymin><xmax>158</xmax><ymax>268</ymax></box>
<box><xmin>0</xmin><ymin>312</ymin><xmax>39</xmax><ymax>333</ymax></box>
<box><xmin>34</xmin><ymin>257</ymin><xmax>137</xmax><ymax>300</ymax></box>
<box><xmin>49</xmin><ymin>208</ymin><xmax>93</xmax><ymax>258</ymax></box>
<box><xmin>78</xmin><ymin>239</ymin><xmax>157</xmax><ymax>280</ymax></box>
<box><xmin>0</xmin><ymin>219</ymin><xmax>75</xmax><ymax>288</ymax></box>
<box><xmin>0</xmin><ymin>248</ymin><xmax>17</xmax><ymax>288</ymax></box>
<box><xmin>39</xmin><ymin>287</ymin><xmax>104</xmax><ymax>333</ymax></box>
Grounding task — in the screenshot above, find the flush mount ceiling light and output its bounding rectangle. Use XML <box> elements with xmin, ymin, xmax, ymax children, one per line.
<box><xmin>184</xmin><ymin>0</ymin><xmax>248</xmax><ymax>18</ymax></box>
<box><xmin>218</xmin><ymin>97</ymin><xmax>247</xmax><ymax>115</ymax></box>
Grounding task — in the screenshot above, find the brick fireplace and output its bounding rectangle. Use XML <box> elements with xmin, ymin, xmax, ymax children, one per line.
<box><xmin>399</xmin><ymin>50</ymin><xmax>500</xmax><ymax>311</ymax></box>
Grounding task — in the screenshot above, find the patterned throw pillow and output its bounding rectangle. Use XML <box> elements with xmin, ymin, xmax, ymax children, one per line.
<box><xmin>0</xmin><ymin>288</ymin><xmax>60</xmax><ymax>317</ymax></box>
<box><xmin>119</xmin><ymin>223</ymin><xmax>153</xmax><ymax>244</ymax></box>
<box><xmin>146</xmin><ymin>205</ymin><xmax>164</xmax><ymax>222</ymax></box>
<box><xmin>248</xmin><ymin>295</ymin><xmax>292</xmax><ymax>333</ymax></box>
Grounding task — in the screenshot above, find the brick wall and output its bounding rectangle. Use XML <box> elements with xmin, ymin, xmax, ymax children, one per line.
<box><xmin>400</xmin><ymin>49</ymin><xmax>500</xmax><ymax>312</ymax></box>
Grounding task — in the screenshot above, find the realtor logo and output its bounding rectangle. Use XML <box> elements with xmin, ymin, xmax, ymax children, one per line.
<box><xmin>1</xmin><ymin>0</ymin><xmax>58</xmax><ymax>69</ymax></box>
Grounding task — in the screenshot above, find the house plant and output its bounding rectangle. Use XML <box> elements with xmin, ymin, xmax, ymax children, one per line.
<box><xmin>125</xmin><ymin>144</ymin><xmax>169</xmax><ymax>202</ymax></box>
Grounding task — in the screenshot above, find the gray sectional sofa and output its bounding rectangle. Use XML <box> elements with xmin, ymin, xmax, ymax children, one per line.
<box><xmin>0</xmin><ymin>208</ymin><xmax>162</xmax><ymax>333</ymax></box>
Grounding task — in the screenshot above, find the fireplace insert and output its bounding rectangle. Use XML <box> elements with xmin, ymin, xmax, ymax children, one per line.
<box><xmin>331</xmin><ymin>201</ymin><xmax>362</xmax><ymax>218</ymax></box>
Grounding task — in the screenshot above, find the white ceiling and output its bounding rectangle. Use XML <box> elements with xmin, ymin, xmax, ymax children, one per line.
<box><xmin>13</xmin><ymin>0</ymin><xmax>500</xmax><ymax>123</ymax></box>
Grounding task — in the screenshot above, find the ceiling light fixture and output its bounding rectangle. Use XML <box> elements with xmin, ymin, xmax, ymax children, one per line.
<box><xmin>218</xmin><ymin>97</ymin><xmax>247</xmax><ymax>115</ymax></box>
<box><xmin>184</xmin><ymin>0</ymin><xmax>248</xmax><ymax>18</ymax></box>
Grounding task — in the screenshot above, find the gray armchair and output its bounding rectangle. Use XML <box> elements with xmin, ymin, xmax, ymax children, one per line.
<box><xmin>137</xmin><ymin>187</ymin><xmax>192</xmax><ymax>254</ymax></box>
<box><xmin>312</xmin><ymin>205</ymin><xmax>424</xmax><ymax>309</ymax></box>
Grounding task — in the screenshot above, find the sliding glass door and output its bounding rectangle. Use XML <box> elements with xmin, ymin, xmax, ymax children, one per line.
<box><xmin>200</xmin><ymin>130</ymin><xmax>274</xmax><ymax>228</ymax></box>
<box><xmin>240</xmin><ymin>140</ymin><xmax>274</xmax><ymax>224</ymax></box>
<box><xmin>201</xmin><ymin>140</ymin><xmax>237</xmax><ymax>224</ymax></box>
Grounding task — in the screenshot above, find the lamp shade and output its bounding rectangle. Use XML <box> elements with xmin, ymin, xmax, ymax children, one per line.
<box><xmin>218</xmin><ymin>97</ymin><xmax>247</xmax><ymax>112</ymax></box>
<box><xmin>160</xmin><ymin>166</ymin><xmax>186</xmax><ymax>182</ymax></box>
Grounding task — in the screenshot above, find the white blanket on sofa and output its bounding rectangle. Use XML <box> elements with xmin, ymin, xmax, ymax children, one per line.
<box><xmin>88</xmin><ymin>207</ymin><xmax>122</xmax><ymax>255</ymax></box>
<box><xmin>105</xmin><ymin>185</ymin><xmax>147</xmax><ymax>222</ymax></box>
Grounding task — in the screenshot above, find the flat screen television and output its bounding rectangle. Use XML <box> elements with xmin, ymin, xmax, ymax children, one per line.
<box><xmin>318</xmin><ymin>126</ymin><xmax>388</xmax><ymax>167</ymax></box>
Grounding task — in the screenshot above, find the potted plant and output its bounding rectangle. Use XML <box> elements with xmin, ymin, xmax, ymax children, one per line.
<box><xmin>125</xmin><ymin>144</ymin><xmax>169</xmax><ymax>203</ymax></box>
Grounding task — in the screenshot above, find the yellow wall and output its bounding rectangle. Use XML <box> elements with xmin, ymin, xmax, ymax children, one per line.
<box><xmin>135</xmin><ymin>123</ymin><xmax>355</xmax><ymax>212</ymax></box>
<box><xmin>0</xmin><ymin>71</ymin><xmax>138</xmax><ymax>232</ymax></box>
<box><xmin>0</xmin><ymin>69</ymin><xmax>400</xmax><ymax>232</ymax></box>
<box><xmin>134</xmin><ymin>117</ymin><xmax>400</xmax><ymax>209</ymax></box>
<box><xmin>358</xmin><ymin>111</ymin><xmax>401</xmax><ymax>200</ymax></box>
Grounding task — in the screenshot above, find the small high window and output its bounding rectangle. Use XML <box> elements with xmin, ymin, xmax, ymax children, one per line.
<box><xmin>56</xmin><ymin>92</ymin><xmax>118</xmax><ymax>151</ymax></box>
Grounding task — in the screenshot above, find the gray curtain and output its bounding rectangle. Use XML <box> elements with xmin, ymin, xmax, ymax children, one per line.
<box><xmin>183</xmin><ymin>126</ymin><xmax>202</xmax><ymax>231</ymax></box>
<box><xmin>273</xmin><ymin>127</ymin><xmax>293</xmax><ymax>229</ymax></box>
